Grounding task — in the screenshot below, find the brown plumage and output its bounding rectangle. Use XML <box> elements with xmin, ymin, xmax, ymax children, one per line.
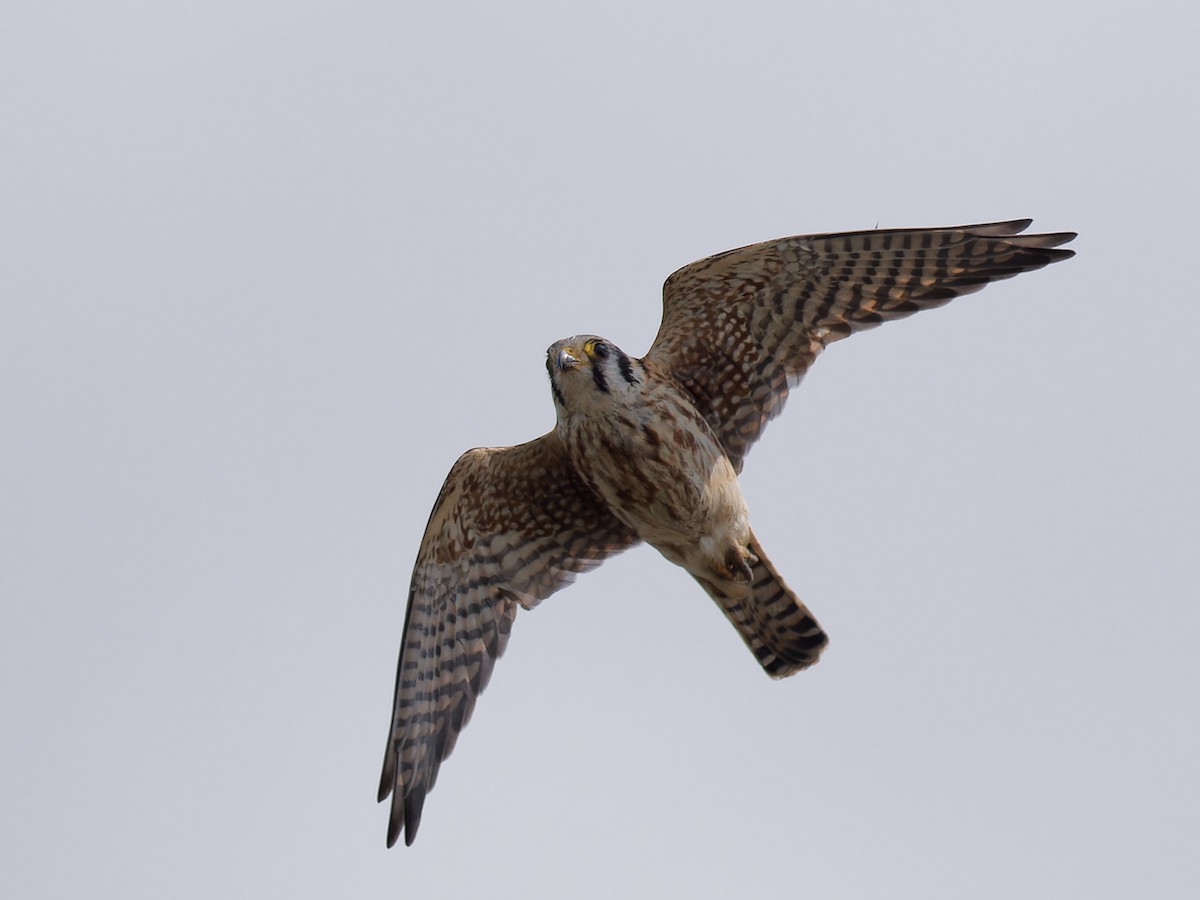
<box><xmin>379</xmin><ymin>219</ymin><xmax>1076</xmax><ymax>845</ymax></box>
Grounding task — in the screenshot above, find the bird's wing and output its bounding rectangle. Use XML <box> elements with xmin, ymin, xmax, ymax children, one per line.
<box><xmin>378</xmin><ymin>430</ymin><xmax>638</xmax><ymax>847</ymax></box>
<box><xmin>644</xmin><ymin>219</ymin><xmax>1075</xmax><ymax>472</ymax></box>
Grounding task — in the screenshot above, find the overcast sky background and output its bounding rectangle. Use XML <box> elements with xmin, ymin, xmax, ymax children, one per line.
<box><xmin>3</xmin><ymin>2</ymin><xmax>1197</xmax><ymax>898</ymax></box>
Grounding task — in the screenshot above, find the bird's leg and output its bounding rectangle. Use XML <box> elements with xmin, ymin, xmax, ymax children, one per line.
<box><xmin>716</xmin><ymin>545</ymin><xmax>755</xmax><ymax>583</ymax></box>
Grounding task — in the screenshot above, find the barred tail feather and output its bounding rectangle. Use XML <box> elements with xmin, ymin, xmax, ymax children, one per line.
<box><xmin>698</xmin><ymin>533</ymin><xmax>828</xmax><ymax>677</ymax></box>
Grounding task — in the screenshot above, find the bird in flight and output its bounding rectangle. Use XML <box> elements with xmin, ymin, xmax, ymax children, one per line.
<box><xmin>378</xmin><ymin>219</ymin><xmax>1076</xmax><ymax>846</ymax></box>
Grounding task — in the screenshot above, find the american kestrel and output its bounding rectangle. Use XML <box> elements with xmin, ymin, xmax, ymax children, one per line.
<box><xmin>379</xmin><ymin>219</ymin><xmax>1075</xmax><ymax>846</ymax></box>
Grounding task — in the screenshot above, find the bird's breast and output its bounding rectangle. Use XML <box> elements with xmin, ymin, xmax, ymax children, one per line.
<box><xmin>559</xmin><ymin>382</ymin><xmax>747</xmax><ymax>549</ymax></box>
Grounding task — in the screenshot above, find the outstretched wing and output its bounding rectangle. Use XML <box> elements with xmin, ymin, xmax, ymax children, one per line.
<box><xmin>645</xmin><ymin>219</ymin><xmax>1076</xmax><ymax>472</ymax></box>
<box><xmin>378</xmin><ymin>431</ymin><xmax>637</xmax><ymax>846</ymax></box>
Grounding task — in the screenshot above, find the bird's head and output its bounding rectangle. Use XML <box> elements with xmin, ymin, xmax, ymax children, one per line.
<box><xmin>546</xmin><ymin>335</ymin><xmax>642</xmax><ymax>413</ymax></box>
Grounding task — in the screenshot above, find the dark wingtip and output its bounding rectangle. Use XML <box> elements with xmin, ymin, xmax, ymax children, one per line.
<box><xmin>403</xmin><ymin>789</ymin><xmax>427</xmax><ymax>846</ymax></box>
<box><xmin>378</xmin><ymin>742</ymin><xmax>396</xmax><ymax>803</ymax></box>
<box><xmin>383</xmin><ymin>786</ymin><xmax>426</xmax><ymax>847</ymax></box>
<box><xmin>1022</xmin><ymin>231</ymin><xmax>1077</xmax><ymax>250</ymax></box>
<box><xmin>962</xmin><ymin>218</ymin><xmax>1033</xmax><ymax>236</ymax></box>
<box><xmin>388</xmin><ymin>777</ymin><xmax>422</xmax><ymax>849</ymax></box>
<box><xmin>386</xmin><ymin>808</ymin><xmax>402</xmax><ymax>848</ymax></box>
<box><xmin>965</xmin><ymin>221</ymin><xmax>1077</xmax><ymax>250</ymax></box>
<box><xmin>996</xmin><ymin>227</ymin><xmax>1077</xmax><ymax>268</ymax></box>
<box><xmin>383</xmin><ymin>791</ymin><xmax>425</xmax><ymax>847</ymax></box>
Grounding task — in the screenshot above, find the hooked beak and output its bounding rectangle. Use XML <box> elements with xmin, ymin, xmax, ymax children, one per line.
<box><xmin>556</xmin><ymin>347</ymin><xmax>580</xmax><ymax>371</ymax></box>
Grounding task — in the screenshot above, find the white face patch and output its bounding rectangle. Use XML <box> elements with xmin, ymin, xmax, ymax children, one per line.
<box><xmin>548</xmin><ymin>335</ymin><xmax>645</xmax><ymax>418</ymax></box>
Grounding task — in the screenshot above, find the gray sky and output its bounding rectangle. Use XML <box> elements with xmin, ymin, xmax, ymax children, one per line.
<box><xmin>3</xmin><ymin>2</ymin><xmax>1197</xmax><ymax>897</ymax></box>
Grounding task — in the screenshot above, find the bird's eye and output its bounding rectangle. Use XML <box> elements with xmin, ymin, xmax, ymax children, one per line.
<box><xmin>585</xmin><ymin>339</ymin><xmax>609</xmax><ymax>359</ymax></box>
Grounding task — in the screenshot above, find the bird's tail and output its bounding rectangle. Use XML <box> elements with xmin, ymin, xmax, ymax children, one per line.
<box><xmin>696</xmin><ymin>532</ymin><xmax>828</xmax><ymax>678</ymax></box>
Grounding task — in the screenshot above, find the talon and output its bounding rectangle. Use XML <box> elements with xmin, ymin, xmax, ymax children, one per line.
<box><xmin>720</xmin><ymin>548</ymin><xmax>754</xmax><ymax>583</ymax></box>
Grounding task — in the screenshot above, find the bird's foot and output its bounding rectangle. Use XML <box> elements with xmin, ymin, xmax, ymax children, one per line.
<box><xmin>716</xmin><ymin>546</ymin><xmax>755</xmax><ymax>583</ymax></box>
